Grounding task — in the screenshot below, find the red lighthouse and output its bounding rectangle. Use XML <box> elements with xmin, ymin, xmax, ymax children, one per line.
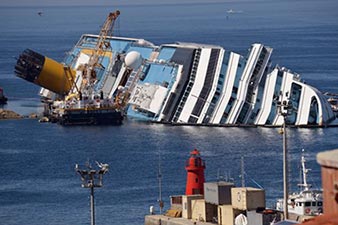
<box><xmin>185</xmin><ymin>149</ymin><xmax>206</xmax><ymax>195</ymax></box>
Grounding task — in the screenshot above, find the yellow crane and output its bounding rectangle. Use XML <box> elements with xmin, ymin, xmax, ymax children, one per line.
<box><xmin>84</xmin><ymin>10</ymin><xmax>120</xmax><ymax>84</ymax></box>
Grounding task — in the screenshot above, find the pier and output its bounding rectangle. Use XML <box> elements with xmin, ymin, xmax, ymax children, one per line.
<box><xmin>145</xmin><ymin>215</ymin><xmax>214</xmax><ymax>225</ymax></box>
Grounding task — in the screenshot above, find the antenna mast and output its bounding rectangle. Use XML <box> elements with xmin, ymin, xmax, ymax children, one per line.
<box><xmin>299</xmin><ymin>149</ymin><xmax>311</xmax><ymax>191</ymax></box>
<box><xmin>241</xmin><ymin>156</ymin><xmax>245</xmax><ymax>187</ymax></box>
<box><xmin>158</xmin><ymin>152</ymin><xmax>164</xmax><ymax>214</ymax></box>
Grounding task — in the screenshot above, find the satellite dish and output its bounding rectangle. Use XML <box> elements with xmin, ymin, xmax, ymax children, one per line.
<box><xmin>235</xmin><ymin>214</ymin><xmax>247</xmax><ymax>225</ymax></box>
<box><xmin>124</xmin><ymin>51</ymin><xmax>143</xmax><ymax>70</ymax></box>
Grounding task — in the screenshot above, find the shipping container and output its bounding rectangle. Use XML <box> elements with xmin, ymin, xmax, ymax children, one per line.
<box><xmin>247</xmin><ymin>210</ymin><xmax>282</xmax><ymax>225</ymax></box>
<box><xmin>182</xmin><ymin>195</ymin><xmax>204</xmax><ymax>219</ymax></box>
<box><xmin>191</xmin><ymin>199</ymin><xmax>206</xmax><ymax>222</ymax></box>
<box><xmin>218</xmin><ymin>205</ymin><xmax>245</xmax><ymax>225</ymax></box>
<box><xmin>204</xmin><ymin>182</ymin><xmax>234</xmax><ymax>205</ymax></box>
<box><xmin>231</xmin><ymin>187</ymin><xmax>265</xmax><ymax>210</ymax></box>
<box><xmin>170</xmin><ymin>195</ymin><xmax>183</xmax><ymax>210</ymax></box>
<box><xmin>206</xmin><ymin>202</ymin><xmax>218</xmax><ymax>223</ymax></box>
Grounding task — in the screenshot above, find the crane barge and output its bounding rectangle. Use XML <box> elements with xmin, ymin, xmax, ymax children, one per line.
<box><xmin>15</xmin><ymin>11</ymin><xmax>124</xmax><ymax>125</ymax></box>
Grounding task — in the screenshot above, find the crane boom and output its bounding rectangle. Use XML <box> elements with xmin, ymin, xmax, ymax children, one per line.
<box><xmin>86</xmin><ymin>10</ymin><xmax>120</xmax><ymax>81</ymax></box>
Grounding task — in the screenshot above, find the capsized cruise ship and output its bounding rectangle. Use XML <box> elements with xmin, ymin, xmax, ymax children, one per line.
<box><xmin>15</xmin><ymin>15</ymin><xmax>335</xmax><ymax>126</ymax></box>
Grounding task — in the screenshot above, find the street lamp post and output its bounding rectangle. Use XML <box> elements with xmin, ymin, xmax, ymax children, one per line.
<box><xmin>277</xmin><ymin>96</ymin><xmax>293</xmax><ymax>220</ymax></box>
<box><xmin>75</xmin><ymin>161</ymin><xmax>109</xmax><ymax>225</ymax></box>
<box><xmin>158</xmin><ymin>154</ymin><xmax>164</xmax><ymax>214</ymax></box>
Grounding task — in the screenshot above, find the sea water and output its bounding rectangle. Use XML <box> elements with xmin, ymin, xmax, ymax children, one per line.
<box><xmin>0</xmin><ymin>1</ymin><xmax>338</xmax><ymax>224</ymax></box>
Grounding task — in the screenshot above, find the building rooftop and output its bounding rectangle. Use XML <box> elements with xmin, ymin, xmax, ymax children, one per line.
<box><xmin>317</xmin><ymin>149</ymin><xmax>338</xmax><ymax>169</ymax></box>
<box><xmin>299</xmin><ymin>213</ymin><xmax>338</xmax><ymax>225</ymax></box>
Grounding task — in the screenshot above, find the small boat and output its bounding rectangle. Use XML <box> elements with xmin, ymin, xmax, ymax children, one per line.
<box><xmin>276</xmin><ymin>151</ymin><xmax>323</xmax><ymax>216</ymax></box>
<box><xmin>0</xmin><ymin>87</ymin><xmax>8</xmax><ymax>105</ymax></box>
<box><xmin>226</xmin><ymin>9</ymin><xmax>243</xmax><ymax>14</ymax></box>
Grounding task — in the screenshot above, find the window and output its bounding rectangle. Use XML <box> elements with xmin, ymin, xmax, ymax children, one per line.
<box><xmin>305</xmin><ymin>202</ymin><xmax>311</xmax><ymax>207</ymax></box>
<box><xmin>318</xmin><ymin>201</ymin><xmax>323</xmax><ymax>206</ymax></box>
<box><xmin>308</xmin><ymin>97</ymin><xmax>319</xmax><ymax>125</ymax></box>
<box><xmin>232</xmin><ymin>87</ymin><xmax>238</xmax><ymax>94</ymax></box>
<box><xmin>312</xmin><ymin>202</ymin><xmax>316</xmax><ymax>206</ymax></box>
<box><xmin>228</xmin><ymin>97</ymin><xmax>235</xmax><ymax>104</ymax></box>
<box><xmin>288</xmin><ymin>83</ymin><xmax>302</xmax><ymax>124</ymax></box>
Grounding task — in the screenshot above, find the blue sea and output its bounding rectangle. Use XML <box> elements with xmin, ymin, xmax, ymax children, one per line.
<box><xmin>0</xmin><ymin>1</ymin><xmax>338</xmax><ymax>224</ymax></box>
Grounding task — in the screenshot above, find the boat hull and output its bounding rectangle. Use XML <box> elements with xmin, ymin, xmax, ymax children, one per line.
<box><xmin>0</xmin><ymin>97</ymin><xmax>7</xmax><ymax>105</ymax></box>
<box><xmin>58</xmin><ymin>108</ymin><xmax>123</xmax><ymax>125</ymax></box>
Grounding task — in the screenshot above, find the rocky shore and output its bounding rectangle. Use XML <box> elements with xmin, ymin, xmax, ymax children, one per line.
<box><xmin>0</xmin><ymin>109</ymin><xmax>23</xmax><ymax>120</ymax></box>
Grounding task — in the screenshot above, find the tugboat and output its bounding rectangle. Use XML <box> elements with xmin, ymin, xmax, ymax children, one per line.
<box><xmin>0</xmin><ymin>87</ymin><xmax>8</xmax><ymax>105</ymax></box>
<box><xmin>276</xmin><ymin>151</ymin><xmax>323</xmax><ymax>216</ymax></box>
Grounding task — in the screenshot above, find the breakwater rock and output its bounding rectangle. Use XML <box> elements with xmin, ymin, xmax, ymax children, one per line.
<box><xmin>0</xmin><ymin>109</ymin><xmax>23</xmax><ymax>120</ymax></box>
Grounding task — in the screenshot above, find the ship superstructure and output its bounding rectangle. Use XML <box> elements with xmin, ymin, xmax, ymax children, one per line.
<box><xmin>15</xmin><ymin>12</ymin><xmax>335</xmax><ymax>126</ymax></box>
<box><xmin>276</xmin><ymin>152</ymin><xmax>323</xmax><ymax>216</ymax></box>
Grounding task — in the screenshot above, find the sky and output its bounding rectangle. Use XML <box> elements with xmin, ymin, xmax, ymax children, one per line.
<box><xmin>0</xmin><ymin>0</ymin><xmax>240</xmax><ymax>7</ymax></box>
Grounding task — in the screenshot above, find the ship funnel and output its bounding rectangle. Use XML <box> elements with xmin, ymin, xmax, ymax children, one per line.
<box><xmin>14</xmin><ymin>49</ymin><xmax>76</xmax><ymax>95</ymax></box>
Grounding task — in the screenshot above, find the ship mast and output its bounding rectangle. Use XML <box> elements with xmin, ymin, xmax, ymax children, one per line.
<box><xmin>241</xmin><ymin>156</ymin><xmax>245</xmax><ymax>187</ymax></box>
<box><xmin>299</xmin><ymin>149</ymin><xmax>311</xmax><ymax>191</ymax></box>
